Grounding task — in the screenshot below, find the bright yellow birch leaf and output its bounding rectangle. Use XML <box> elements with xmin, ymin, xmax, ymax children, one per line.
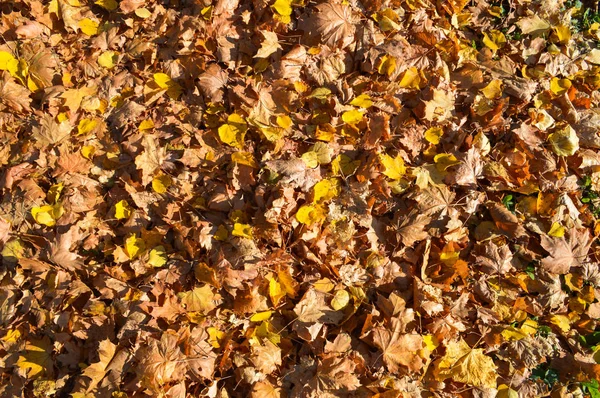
<box><xmin>114</xmin><ymin>200</ymin><xmax>132</xmax><ymax>220</ymax></box>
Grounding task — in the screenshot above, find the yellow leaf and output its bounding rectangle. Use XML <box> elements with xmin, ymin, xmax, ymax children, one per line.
<box><xmin>46</xmin><ymin>183</ymin><xmax>64</xmax><ymax>205</ymax></box>
<box><xmin>251</xmin><ymin>310</ymin><xmax>273</xmax><ymax>322</ymax></box>
<box><xmin>548</xmin><ymin>222</ymin><xmax>565</xmax><ymax>237</ymax></box>
<box><xmin>341</xmin><ymin>109</ymin><xmax>364</xmax><ymax>125</ymax></box>
<box><xmin>77</xmin><ymin>118</ymin><xmax>98</xmax><ymax>136</ymax></box>
<box><xmin>295</xmin><ymin>204</ymin><xmax>327</xmax><ymax>225</ymax></box>
<box><xmin>269</xmin><ymin>277</ymin><xmax>285</xmax><ymax>306</ymax></box>
<box><xmin>260</xmin><ymin>127</ymin><xmax>285</xmax><ymax>142</ymax></box>
<box><xmin>152</xmin><ymin>174</ymin><xmax>172</xmax><ymax>194</ymax></box>
<box><xmin>276</xmin><ymin>115</ymin><xmax>292</xmax><ymax>129</ymax></box>
<box><xmin>272</xmin><ymin>0</ymin><xmax>292</xmax><ymax>22</ymax></box>
<box><xmin>520</xmin><ymin>319</ymin><xmax>538</xmax><ymax>335</ymax></box>
<box><xmin>549</xmin><ymin>314</ymin><xmax>571</xmax><ymax>333</ymax></box>
<box><xmin>0</xmin><ymin>51</ymin><xmax>16</xmax><ymax>71</ymax></box>
<box><xmin>301</xmin><ymin>151</ymin><xmax>319</xmax><ymax>168</ymax></box>
<box><xmin>95</xmin><ymin>0</ymin><xmax>117</xmax><ymax>10</ymax></box>
<box><xmin>231</xmin><ymin>151</ymin><xmax>258</xmax><ymax>168</ymax></box>
<box><xmin>98</xmin><ymin>51</ymin><xmax>118</xmax><ymax>69</ymax></box>
<box><xmin>148</xmin><ymin>245</ymin><xmax>167</xmax><ymax>267</ymax></box>
<box><xmin>481</xmin><ymin>80</ymin><xmax>503</xmax><ymax>99</ymax></box>
<box><xmin>434</xmin><ymin>153</ymin><xmax>460</xmax><ymax>171</ymax></box>
<box><xmin>331</xmin><ymin>154</ymin><xmax>360</xmax><ymax>176</ymax></box>
<box><xmin>27</xmin><ymin>76</ymin><xmax>40</xmax><ymax>92</ymax></box>
<box><xmin>483</xmin><ymin>30</ymin><xmax>506</xmax><ymax>51</ymax></box>
<box><xmin>373</xmin><ymin>8</ymin><xmax>401</xmax><ymax>32</ymax></box>
<box><xmin>378</xmin><ymin>54</ymin><xmax>396</xmax><ymax>77</ymax></box>
<box><xmin>78</xmin><ymin>18</ymin><xmax>99</xmax><ymax>36</ymax></box>
<box><xmin>138</xmin><ymin>119</ymin><xmax>154</xmax><ymax>131</ymax></box>
<box><xmin>207</xmin><ymin>327</ymin><xmax>224</xmax><ymax>348</ymax></box>
<box><xmin>313</xmin><ymin>278</ymin><xmax>335</xmax><ymax>292</ymax></box>
<box><xmin>31</xmin><ymin>204</ymin><xmax>63</xmax><ymax>227</ymax></box>
<box><xmin>178</xmin><ymin>285</ymin><xmax>219</xmax><ymax>313</ymax></box>
<box><xmin>114</xmin><ymin>200</ymin><xmax>132</xmax><ymax>220</ymax></box>
<box><xmin>497</xmin><ymin>384</ymin><xmax>519</xmax><ymax>398</ymax></box>
<box><xmin>424</xmin><ymin>127</ymin><xmax>443</xmax><ymax>145</ymax></box>
<box><xmin>16</xmin><ymin>338</ymin><xmax>53</xmax><ymax>378</ymax></box>
<box><xmin>399</xmin><ymin>67</ymin><xmax>423</xmax><ymax>89</ymax></box>
<box><xmin>61</xmin><ymin>86</ymin><xmax>98</xmax><ymax>112</ymax></box>
<box><xmin>436</xmin><ymin>339</ymin><xmax>497</xmax><ymax>388</ymax></box>
<box><xmin>553</xmin><ymin>25</ymin><xmax>571</xmax><ymax>44</ymax></box>
<box><xmin>135</xmin><ymin>8</ymin><xmax>152</xmax><ymax>18</ymax></box>
<box><xmin>124</xmin><ymin>234</ymin><xmax>145</xmax><ymax>259</ymax></box>
<box><xmin>2</xmin><ymin>329</ymin><xmax>21</xmax><ymax>343</ymax></box>
<box><xmin>218</xmin><ymin>113</ymin><xmax>247</xmax><ymax>148</ymax></box>
<box><xmin>308</xmin><ymin>87</ymin><xmax>332</xmax><ymax>100</ymax></box>
<box><xmin>278</xmin><ymin>269</ymin><xmax>298</xmax><ymax>298</ymax></box>
<box><xmin>315</xmin><ymin>124</ymin><xmax>335</xmax><ymax>141</ymax></box>
<box><xmin>550</xmin><ymin>77</ymin><xmax>571</xmax><ymax>96</ymax></box>
<box><xmin>232</xmin><ymin>223</ymin><xmax>253</xmax><ymax>239</ymax></box>
<box><xmin>423</xmin><ymin>334</ymin><xmax>439</xmax><ymax>351</ymax></box>
<box><xmin>1</xmin><ymin>239</ymin><xmax>24</xmax><ymax>263</ymax></box>
<box><xmin>380</xmin><ymin>153</ymin><xmax>406</xmax><ymax>180</ymax></box>
<box><xmin>548</xmin><ymin>124</ymin><xmax>579</xmax><ymax>156</ymax></box>
<box><xmin>331</xmin><ymin>289</ymin><xmax>350</xmax><ymax>310</ymax></box>
<box><xmin>501</xmin><ymin>326</ymin><xmax>529</xmax><ymax>341</ymax></box>
<box><xmin>313</xmin><ymin>178</ymin><xmax>340</xmax><ymax>203</ymax></box>
<box><xmin>350</xmin><ymin>94</ymin><xmax>373</xmax><ymax>108</ymax></box>
<box><xmin>201</xmin><ymin>5</ymin><xmax>213</xmax><ymax>20</ymax></box>
<box><xmin>153</xmin><ymin>73</ymin><xmax>182</xmax><ymax>100</ymax></box>
<box><xmin>81</xmin><ymin>145</ymin><xmax>96</xmax><ymax>160</ymax></box>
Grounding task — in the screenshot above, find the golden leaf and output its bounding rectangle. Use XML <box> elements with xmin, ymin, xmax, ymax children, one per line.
<box><xmin>436</xmin><ymin>339</ymin><xmax>497</xmax><ymax>388</ymax></box>
<box><xmin>380</xmin><ymin>153</ymin><xmax>406</xmax><ymax>180</ymax></box>
<box><xmin>148</xmin><ymin>245</ymin><xmax>167</xmax><ymax>267</ymax></box>
<box><xmin>16</xmin><ymin>337</ymin><xmax>53</xmax><ymax>378</ymax></box>
<box><xmin>218</xmin><ymin>113</ymin><xmax>247</xmax><ymax>148</ymax></box>
<box><xmin>114</xmin><ymin>200</ymin><xmax>132</xmax><ymax>220</ymax></box>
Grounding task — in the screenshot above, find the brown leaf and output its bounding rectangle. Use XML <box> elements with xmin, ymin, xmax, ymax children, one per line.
<box><xmin>396</xmin><ymin>212</ymin><xmax>431</xmax><ymax>247</ymax></box>
<box><xmin>0</xmin><ymin>72</ymin><xmax>31</xmax><ymax>113</ymax></box>
<box><xmin>310</xmin><ymin>3</ymin><xmax>357</xmax><ymax>49</ymax></box>
<box><xmin>540</xmin><ymin>228</ymin><xmax>591</xmax><ymax>274</ymax></box>
<box><xmin>81</xmin><ymin>340</ymin><xmax>117</xmax><ymax>392</ymax></box>
<box><xmin>198</xmin><ymin>64</ymin><xmax>228</xmax><ymax>103</ymax></box>
<box><xmin>372</xmin><ymin>318</ymin><xmax>424</xmax><ymax>373</ymax></box>
<box><xmin>135</xmin><ymin>134</ymin><xmax>167</xmax><ymax>185</ymax></box>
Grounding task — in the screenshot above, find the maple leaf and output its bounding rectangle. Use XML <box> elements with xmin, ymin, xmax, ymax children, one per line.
<box><xmin>251</xmin><ymin>340</ymin><xmax>282</xmax><ymax>374</ymax></box>
<box><xmin>16</xmin><ymin>337</ymin><xmax>54</xmax><ymax>378</ymax></box>
<box><xmin>178</xmin><ymin>285</ymin><xmax>222</xmax><ymax>314</ymax></box>
<box><xmin>540</xmin><ymin>228</ymin><xmax>591</xmax><ymax>274</ymax></box>
<box><xmin>136</xmin><ymin>332</ymin><xmax>186</xmax><ymax>389</ymax></box>
<box><xmin>310</xmin><ymin>3</ymin><xmax>357</xmax><ymax>49</ymax></box>
<box><xmin>31</xmin><ymin>114</ymin><xmax>71</xmax><ymax>147</ymax></box>
<box><xmin>372</xmin><ymin>318</ymin><xmax>425</xmax><ymax>373</ymax></box>
<box><xmin>435</xmin><ymin>339</ymin><xmax>497</xmax><ymax>388</ymax></box>
<box><xmin>135</xmin><ymin>134</ymin><xmax>167</xmax><ymax>185</ymax></box>
<box><xmin>48</xmin><ymin>226</ymin><xmax>85</xmax><ymax>271</ymax></box>
<box><xmin>476</xmin><ymin>241</ymin><xmax>514</xmax><ymax>275</ymax></box>
<box><xmin>61</xmin><ymin>85</ymin><xmax>98</xmax><ymax>112</ymax></box>
<box><xmin>81</xmin><ymin>339</ymin><xmax>117</xmax><ymax>392</ymax></box>
<box><xmin>314</xmin><ymin>355</ymin><xmax>361</xmax><ymax>392</ymax></box>
<box><xmin>422</xmin><ymin>88</ymin><xmax>455</xmax><ymax>122</ymax></box>
<box><xmin>197</xmin><ymin>63</ymin><xmax>228</xmax><ymax>102</ymax></box>
<box><xmin>395</xmin><ymin>211</ymin><xmax>431</xmax><ymax>247</ymax></box>
<box><xmin>255</xmin><ymin>30</ymin><xmax>282</xmax><ymax>59</ymax></box>
<box><xmin>251</xmin><ymin>380</ymin><xmax>283</xmax><ymax>398</ymax></box>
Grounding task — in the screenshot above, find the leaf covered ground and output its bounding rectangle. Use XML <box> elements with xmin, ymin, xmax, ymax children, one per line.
<box><xmin>1</xmin><ymin>0</ymin><xmax>600</xmax><ymax>396</ymax></box>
